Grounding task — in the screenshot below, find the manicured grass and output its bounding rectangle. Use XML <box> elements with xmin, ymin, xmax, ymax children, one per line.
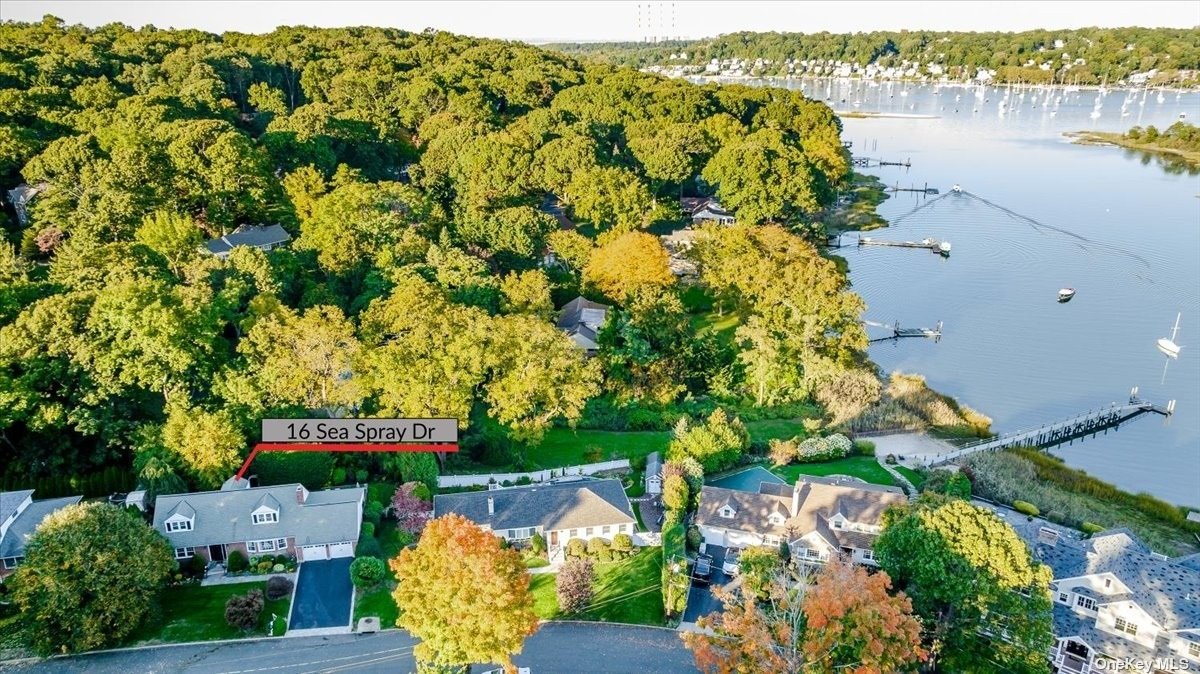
<box><xmin>771</xmin><ymin>456</ymin><xmax>898</xmax><ymax>487</ymax></box>
<box><xmin>690</xmin><ymin>310</ymin><xmax>741</xmax><ymax>350</ymax></box>
<box><xmin>745</xmin><ymin>418</ymin><xmax>811</xmax><ymax>443</ymax></box>
<box><xmin>632</xmin><ymin>503</ymin><xmax>647</xmax><ymax>532</ymax></box>
<box><xmin>127</xmin><ymin>581</ymin><xmax>290</xmax><ymax>645</ymax></box>
<box><xmin>524</xmin><ymin>428</ymin><xmax>672</xmax><ymax>468</ymax></box>
<box><xmin>529</xmin><ymin>548</ymin><xmax>664</xmax><ymax>626</ymax></box>
<box><xmin>354</xmin><ymin>586</ymin><xmax>399</xmax><ymax>628</ymax></box>
<box><xmin>893</xmin><ymin>465</ymin><xmax>925</xmax><ymax>490</ymax></box>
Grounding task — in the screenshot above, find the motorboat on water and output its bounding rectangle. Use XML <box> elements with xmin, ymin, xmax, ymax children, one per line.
<box><xmin>1157</xmin><ymin>312</ymin><xmax>1183</xmax><ymax>358</ymax></box>
<box><xmin>951</xmin><ymin>184</ymin><xmax>962</xmax><ymax>193</ymax></box>
<box><xmin>1058</xmin><ymin>288</ymin><xmax>1076</xmax><ymax>302</ymax></box>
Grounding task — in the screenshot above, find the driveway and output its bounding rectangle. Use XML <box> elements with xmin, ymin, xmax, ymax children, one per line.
<box><xmin>683</xmin><ymin>545</ymin><xmax>728</xmax><ymax>624</ymax></box>
<box><xmin>289</xmin><ymin>557</ymin><xmax>354</xmax><ymax>631</ymax></box>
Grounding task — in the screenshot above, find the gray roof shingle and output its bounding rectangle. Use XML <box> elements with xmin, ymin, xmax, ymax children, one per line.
<box><xmin>0</xmin><ymin>495</ymin><xmax>82</xmax><ymax>559</ymax></box>
<box><xmin>0</xmin><ymin>490</ymin><xmax>33</xmax><ymax>526</ymax></box>
<box><xmin>433</xmin><ymin>479</ymin><xmax>635</xmax><ymax>533</ymax></box>
<box><xmin>153</xmin><ymin>484</ymin><xmax>363</xmax><ymax>548</ymax></box>
<box><xmin>204</xmin><ymin>224</ymin><xmax>291</xmax><ymax>255</ymax></box>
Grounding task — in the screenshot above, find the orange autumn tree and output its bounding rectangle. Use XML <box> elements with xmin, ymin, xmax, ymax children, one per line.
<box><xmin>801</xmin><ymin>559</ymin><xmax>926</xmax><ymax>674</ymax></box>
<box><xmin>391</xmin><ymin>514</ymin><xmax>539</xmax><ymax>673</ymax></box>
<box><xmin>684</xmin><ymin>556</ymin><xmax>925</xmax><ymax>674</ymax></box>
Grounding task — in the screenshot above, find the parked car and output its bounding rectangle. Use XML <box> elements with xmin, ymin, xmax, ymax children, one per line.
<box><xmin>693</xmin><ymin>554</ymin><xmax>713</xmax><ymax>586</ymax></box>
<box><xmin>107</xmin><ymin>492</ymin><xmax>128</xmax><ymax>506</ymax></box>
<box><xmin>723</xmin><ymin>548</ymin><xmax>741</xmax><ymax>576</ymax></box>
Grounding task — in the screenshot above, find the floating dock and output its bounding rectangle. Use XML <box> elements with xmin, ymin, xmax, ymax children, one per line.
<box><xmin>858</xmin><ymin>236</ymin><xmax>952</xmax><ymax>255</ymax></box>
<box><xmin>865</xmin><ymin>320</ymin><xmax>944</xmax><ymax>343</ymax></box>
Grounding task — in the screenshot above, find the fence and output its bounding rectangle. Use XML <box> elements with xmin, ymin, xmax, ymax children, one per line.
<box><xmin>437</xmin><ymin>459</ymin><xmax>632</xmax><ymax>488</ymax></box>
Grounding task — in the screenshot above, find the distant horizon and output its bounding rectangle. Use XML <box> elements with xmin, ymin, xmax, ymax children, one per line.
<box><xmin>3</xmin><ymin>1</ymin><xmax>1197</xmax><ymax>42</ymax></box>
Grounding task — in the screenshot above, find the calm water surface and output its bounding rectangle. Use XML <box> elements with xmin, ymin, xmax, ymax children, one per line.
<box><xmin>751</xmin><ymin>78</ymin><xmax>1200</xmax><ymax>506</ymax></box>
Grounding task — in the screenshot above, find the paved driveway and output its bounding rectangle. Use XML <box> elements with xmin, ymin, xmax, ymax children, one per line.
<box><xmin>683</xmin><ymin>545</ymin><xmax>728</xmax><ymax>624</ymax></box>
<box><xmin>289</xmin><ymin>557</ymin><xmax>354</xmax><ymax>630</ymax></box>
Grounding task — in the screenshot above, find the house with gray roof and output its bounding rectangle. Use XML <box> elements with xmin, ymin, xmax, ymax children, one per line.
<box><xmin>153</xmin><ymin>480</ymin><xmax>364</xmax><ymax>565</ymax></box>
<box><xmin>556</xmin><ymin>296</ymin><xmax>610</xmax><ymax>353</ymax></box>
<box><xmin>695</xmin><ymin>476</ymin><xmax>906</xmax><ymax>566</ymax></box>
<box><xmin>1010</xmin><ymin>524</ymin><xmax>1200</xmax><ymax>673</ymax></box>
<box><xmin>680</xmin><ymin>197</ymin><xmax>734</xmax><ymax>226</ymax></box>
<box><xmin>203</xmin><ymin>224</ymin><xmax>292</xmax><ymax>260</ymax></box>
<box><xmin>0</xmin><ymin>489</ymin><xmax>83</xmax><ymax>580</ymax></box>
<box><xmin>5</xmin><ymin>183</ymin><xmax>47</xmax><ymax>227</ymax></box>
<box><xmin>434</xmin><ymin>479</ymin><xmax>637</xmax><ymax>560</ymax></box>
<box><xmin>645</xmin><ymin>452</ymin><xmax>663</xmax><ymax>495</ymax></box>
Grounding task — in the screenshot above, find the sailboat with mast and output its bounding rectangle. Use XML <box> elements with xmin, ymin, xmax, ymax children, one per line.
<box><xmin>1157</xmin><ymin>312</ymin><xmax>1183</xmax><ymax>358</ymax></box>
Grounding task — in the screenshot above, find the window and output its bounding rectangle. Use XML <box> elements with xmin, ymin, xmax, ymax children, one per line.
<box><xmin>165</xmin><ymin>519</ymin><xmax>192</xmax><ymax>533</ymax></box>
<box><xmin>276</xmin><ymin>538</ymin><xmax>287</xmax><ymax>550</ymax></box>
<box><xmin>1104</xmin><ymin>577</ymin><xmax>1112</xmax><ymax>589</ymax></box>
<box><xmin>247</xmin><ymin>538</ymin><xmax>284</xmax><ymax>553</ymax></box>
<box><xmin>174</xmin><ymin>547</ymin><xmax>195</xmax><ymax>560</ymax></box>
<box><xmin>862</xmin><ymin>549</ymin><xmax>875</xmax><ymax>561</ymax></box>
<box><xmin>2</xmin><ymin>556</ymin><xmax>22</xmax><ymax>569</ymax></box>
<box><xmin>617</xmin><ymin>524</ymin><xmax>626</xmax><ymax>533</ymax></box>
<box><xmin>1058</xmin><ymin>592</ymin><xmax>1069</xmax><ymax>603</ymax></box>
<box><xmin>831</xmin><ymin>520</ymin><xmax>842</xmax><ymax>529</ymax></box>
<box><xmin>252</xmin><ymin>511</ymin><xmax>278</xmax><ymax>525</ymax></box>
<box><xmin>1189</xmin><ymin>641</ymin><xmax>1200</xmax><ymax>659</ymax></box>
<box><xmin>507</xmin><ymin>529</ymin><xmax>516</xmax><ymax>539</ymax></box>
<box><xmin>805</xmin><ymin>548</ymin><xmax>822</xmax><ymax>559</ymax></box>
<box><xmin>585</xmin><ymin>527</ymin><xmax>594</xmax><ymax>536</ymax></box>
<box><xmin>1113</xmin><ymin>618</ymin><xmax>1137</xmax><ymax>636</ymax></box>
<box><xmin>1075</xmin><ymin>595</ymin><xmax>1097</xmax><ymax>611</ymax></box>
<box><xmin>602</xmin><ymin>525</ymin><xmax>611</xmax><ymax>534</ymax></box>
<box><xmin>570</xmin><ymin>529</ymin><xmax>578</xmax><ymax>538</ymax></box>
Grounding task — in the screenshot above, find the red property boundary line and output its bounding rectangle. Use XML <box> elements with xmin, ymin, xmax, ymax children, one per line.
<box><xmin>235</xmin><ymin>442</ymin><xmax>458</xmax><ymax>480</ymax></box>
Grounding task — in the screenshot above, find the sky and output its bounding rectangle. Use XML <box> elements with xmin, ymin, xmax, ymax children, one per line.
<box><xmin>2</xmin><ymin>1</ymin><xmax>1198</xmax><ymax>42</ymax></box>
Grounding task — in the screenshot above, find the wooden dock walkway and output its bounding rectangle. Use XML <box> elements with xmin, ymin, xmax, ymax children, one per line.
<box><xmin>865</xmin><ymin>320</ymin><xmax>943</xmax><ymax>343</ymax></box>
<box><xmin>859</xmin><ymin>236</ymin><xmax>951</xmax><ymax>254</ymax></box>
<box><xmin>924</xmin><ymin>393</ymin><xmax>1175</xmax><ymax>466</ymax></box>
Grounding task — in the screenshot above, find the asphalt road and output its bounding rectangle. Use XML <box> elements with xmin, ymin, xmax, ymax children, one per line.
<box><xmin>5</xmin><ymin>623</ymin><xmax>698</xmax><ymax>674</ymax></box>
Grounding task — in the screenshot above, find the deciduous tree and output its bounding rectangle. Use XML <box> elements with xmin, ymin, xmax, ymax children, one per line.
<box><xmin>555</xmin><ymin>557</ymin><xmax>595</xmax><ymax>615</ymax></box>
<box><xmin>583</xmin><ymin>231</ymin><xmax>674</xmax><ymax>302</ymax></box>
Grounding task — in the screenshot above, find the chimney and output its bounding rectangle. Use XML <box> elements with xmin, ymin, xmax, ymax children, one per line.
<box><xmin>295</xmin><ymin>485</ymin><xmax>308</xmax><ymax>504</ymax></box>
<box><xmin>487</xmin><ymin>495</ymin><xmax>495</xmax><ymax>515</ymax></box>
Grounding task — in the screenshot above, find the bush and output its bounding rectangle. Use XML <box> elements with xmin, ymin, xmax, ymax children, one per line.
<box><xmin>587</xmin><ymin>537</ymin><xmax>611</xmax><ymax>562</ymax></box>
<box><xmin>225</xmin><ymin>589</ymin><xmax>265</xmax><ymax>631</ymax></box>
<box><xmin>350</xmin><ymin>556</ymin><xmax>388</xmax><ymax>589</ymax></box>
<box><xmin>852</xmin><ymin>439</ymin><xmax>876</xmax><ymax>456</ymax></box>
<box><xmin>256</xmin><ymin>561</ymin><xmax>273</xmax><ymax>574</ymax></box>
<box><xmin>884</xmin><ymin>454</ymin><xmax>898</xmax><ymax>465</ymax></box>
<box><xmin>1081</xmin><ymin>522</ymin><xmax>1105</xmax><ymax>535</ymax></box>
<box><xmin>364</xmin><ymin>500</ymin><xmax>384</xmax><ymax>525</ymax></box>
<box><xmin>530</xmin><ymin>532</ymin><xmax>547</xmax><ymax>555</ymax></box>
<box><xmin>412</xmin><ymin>483</ymin><xmax>432</xmax><ymax>502</ymax></box>
<box><xmin>556</xmin><ymin>558</ymin><xmax>595</xmax><ymax>614</ymax></box>
<box><xmin>768</xmin><ymin>438</ymin><xmax>797</xmax><ymax>467</ymax></box>
<box><xmin>685</xmin><ymin>526</ymin><xmax>702</xmax><ymax>553</ymax></box>
<box><xmin>266</xmin><ymin>576</ymin><xmax>295</xmax><ymax>600</ymax></box>
<box><xmin>355</xmin><ymin>537</ymin><xmax>383</xmax><ymax>558</ymax></box>
<box><xmin>255</xmin><ymin>451</ymin><xmax>333</xmax><ymax>489</ymax></box>
<box><xmin>332</xmin><ymin>467</ymin><xmax>348</xmax><ymax>485</ymax></box>
<box><xmin>611</xmin><ymin>533</ymin><xmax>634</xmax><ymax>556</ymax></box>
<box><xmin>361</xmin><ymin>522</ymin><xmax>376</xmax><ymax>539</ymax></box>
<box><xmin>583</xmin><ymin>446</ymin><xmax>604</xmax><ymax>463</ymax></box>
<box><xmin>272</xmin><ymin>563</ymin><xmax>284</xmax><ymax>572</ymax></box>
<box><xmin>355</xmin><ymin>469</ymin><xmax>369</xmax><ymax>483</ymax></box>
<box><xmin>566</xmin><ymin>538</ymin><xmax>587</xmax><ymax>558</ymax></box>
<box><xmin>184</xmin><ymin>553</ymin><xmax>208</xmax><ymax>579</ymax></box>
<box><xmin>1013</xmin><ymin>500</ymin><xmax>1040</xmax><ymax>517</ymax></box>
<box><xmin>525</xmin><ymin>557</ymin><xmax>550</xmax><ymax>568</ymax></box>
<box><xmin>631</xmin><ymin>455</ymin><xmax>648</xmax><ymax>471</ymax></box>
<box><xmin>227</xmin><ymin>550</ymin><xmax>248</xmax><ymax>573</ymax></box>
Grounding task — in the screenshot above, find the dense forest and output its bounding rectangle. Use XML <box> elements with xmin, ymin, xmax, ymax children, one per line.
<box><xmin>0</xmin><ymin>16</ymin><xmax>872</xmax><ymax>494</ymax></box>
<box><xmin>552</xmin><ymin>27</ymin><xmax>1200</xmax><ymax>85</ymax></box>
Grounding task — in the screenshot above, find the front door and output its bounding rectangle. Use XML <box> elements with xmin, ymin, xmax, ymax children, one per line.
<box><xmin>550</xmin><ymin>531</ymin><xmax>558</xmax><ymax>546</ymax></box>
<box><xmin>209</xmin><ymin>544</ymin><xmax>226</xmax><ymax>563</ymax></box>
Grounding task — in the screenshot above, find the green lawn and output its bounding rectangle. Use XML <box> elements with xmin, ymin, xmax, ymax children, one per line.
<box><xmin>893</xmin><ymin>465</ymin><xmax>925</xmax><ymax>490</ymax></box>
<box><xmin>354</xmin><ymin>585</ymin><xmax>398</xmax><ymax>628</ymax></box>
<box><xmin>632</xmin><ymin>502</ymin><xmax>647</xmax><ymax>532</ymax></box>
<box><xmin>127</xmin><ymin>581</ymin><xmax>290</xmax><ymax>645</ymax></box>
<box><xmin>690</xmin><ymin>310</ymin><xmax>741</xmax><ymax>350</ymax></box>
<box><xmin>771</xmin><ymin>456</ymin><xmax>898</xmax><ymax>487</ymax></box>
<box><xmin>529</xmin><ymin>548</ymin><xmax>664</xmax><ymax>626</ymax></box>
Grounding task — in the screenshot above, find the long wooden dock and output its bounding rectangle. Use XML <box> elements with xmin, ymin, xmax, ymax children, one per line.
<box><xmin>924</xmin><ymin>393</ymin><xmax>1175</xmax><ymax>466</ymax></box>
<box><xmin>865</xmin><ymin>320</ymin><xmax>943</xmax><ymax>343</ymax></box>
<box><xmin>859</xmin><ymin>236</ymin><xmax>951</xmax><ymax>254</ymax></box>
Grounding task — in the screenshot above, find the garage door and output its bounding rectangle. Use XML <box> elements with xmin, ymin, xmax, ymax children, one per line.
<box><xmin>328</xmin><ymin>542</ymin><xmax>354</xmax><ymax>558</ymax></box>
<box><xmin>301</xmin><ymin>545</ymin><xmax>328</xmax><ymax>561</ymax></box>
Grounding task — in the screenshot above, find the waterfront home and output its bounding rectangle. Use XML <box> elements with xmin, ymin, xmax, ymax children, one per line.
<box><xmin>203</xmin><ymin>223</ymin><xmax>292</xmax><ymax>259</ymax></box>
<box><xmin>153</xmin><ymin>478</ymin><xmax>364</xmax><ymax>564</ymax></box>
<box><xmin>1012</xmin><ymin>523</ymin><xmax>1200</xmax><ymax>673</ymax></box>
<box><xmin>556</xmin><ymin>296</ymin><xmax>609</xmax><ymax>353</ymax></box>
<box><xmin>433</xmin><ymin>479</ymin><xmax>638</xmax><ymax>560</ymax></box>
<box><xmin>694</xmin><ymin>476</ymin><xmax>906</xmax><ymax>565</ymax></box>
<box><xmin>0</xmin><ymin>489</ymin><xmax>83</xmax><ymax>580</ymax></box>
<box><xmin>680</xmin><ymin>197</ymin><xmax>735</xmax><ymax>226</ymax></box>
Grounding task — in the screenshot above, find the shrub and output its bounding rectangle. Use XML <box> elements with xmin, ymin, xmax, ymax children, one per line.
<box><xmin>556</xmin><ymin>558</ymin><xmax>595</xmax><ymax>614</ymax></box>
<box><xmin>631</xmin><ymin>455</ymin><xmax>648</xmax><ymax>471</ymax></box>
<box><xmin>361</xmin><ymin>522</ymin><xmax>376</xmax><ymax>539</ymax></box>
<box><xmin>1013</xmin><ymin>500</ymin><xmax>1040</xmax><ymax>517</ymax></box>
<box><xmin>611</xmin><ymin>533</ymin><xmax>634</xmax><ymax>556</ymax></box>
<box><xmin>350</xmin><ymin>556</ymin><xmax>388</xmax><ymax>589</ymax></box>
<box><xmin>685</xmin><ymin>526</ymin><xmax>702</xmax><ymax>553</ymax></box>
<box><xmin>256</xmin><ymin>561</ymin><xmax>273</xmax><ymax>574</ymax></box>
<box><xmin>331</xmin><ymin>467</ymin><xmax>347</xmax><ymax>485</ymax></box>
<box><xmin>184</xmin><ymin>553</ymin><xmax>208</xmax><ymax>579</ymax></box>
<box><xmin>525</xmin><ymin>557</ymin><xmax>550</xmax><ymax>568</ymax></box>
<box><xmin>411</xmin><ymin>483</ymin><xmax>432</xmax><ymax>502</ymax></box>
<box><xmin>566</xmin><ymin>537</ymin><xmax>587</xmax><ymax>558</ymax></box>
<box><xmin>587</xmin><ymin>537</ymin><xmax>611</xmax><ymax>562</ymax></box>
<box><xmin>802</xmin><ymin>418</ymin><xmax>824</xmax><ymax>434</ymax></box>
<box><xmin>355</xmin><ymin>537</ymin><xmax>383</xmax><ymax>558</ymax></box>
<box><xmin>583</xmin><ymin>446</ymin><xmax>604</xmax><ymax>463</ymax></box>
<box><xmin>884</xmin><ymin>454</ymin><xmax>898</xmax><ymax>465</ymax></box>
<box><xmin>1081</xmin><ymin>522</ymin><xmax>1105</xmax><ymax>535</ymax></box>
<box><xmin>227</xmin><ymin>550</ymin><xmax>248</xmax><ymax>573</ymax></box>
<box><xmin>768</xmin><ymin>438</ymin><xmax>797</xmax><ymax>467</ymax></box>
<box><xmin>355</xmin><ymin>469</ymin><xmax>369</xmax><ymax>484</ymax></box>
<box><xmin>825</xmin><ymin>433</ymin><xmax>852</xmax><ymax>456</ymax></box>
<box><xmin>662</xmin><ymin>474</ymin><xmax>689</xmax><ymax>513</ymax></box>
<box><xmin>272</xmin><ymin>563</ymin><xmax>284</xmax><ymax>572</ymax></box>
<box><xmin>225</xmin><ymin>589</ymin><xmax>265</xmax><ymax>631</ymax></box>
<box><xmin>266</xmin><ymin>576</ymin><xmax>294</xmax><ymax>600</ymax></box>
<box><xmin>363</xmin><ymin>500</ymin><xmax>384</xmax><ymax>525</ymax></box>
<box><xmin>515</xmin><ymin>476</ymin><xmax>532</xmax><ymax>486</ymax></box>
<box><xmin>530</xmin><ymin>532</ymin><xmax>547</xmax><ymax>555</ymax></box>
<box><xmin>852</xmin><ymin>439</ymin><xmax>876</xmax><ymax>456</ymax></box>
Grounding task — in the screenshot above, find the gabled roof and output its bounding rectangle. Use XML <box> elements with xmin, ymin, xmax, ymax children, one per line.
<box><xmin>204</xmin><ymin>224</ymin><xmax>292</xmax><ymax>255</ymax></box>
<box><xmin>153</xmin><ymin>484</ymin><xmax>364</xmax><ymax>548</ymax></box>
<box><xmin>556</xmin><ymin>296</ymin><xmax>609</xmax><ymax>331</ymax></box>
<box><xmin>433</xmin><ymin>479</ymin><xmax>636</xmax><ymax>533</ymax></box>
<box><xmin>165</xmin><ymin>500</ymin><xmax>197</xmax><ymax>521</ymax></box>
<box><xmin>0</xmin><ymin>490</ymin><xmax>33</xmax><ymax>524</ymax></box>
<box><xmin>253</xmin><ymin>492</ymin><xmax>282</xmax><ymax>513</ymax></box>
<box><xmin>0</xmin><ymin>495</ymin><xmax>82</xmax><ymax>559</ymax></box>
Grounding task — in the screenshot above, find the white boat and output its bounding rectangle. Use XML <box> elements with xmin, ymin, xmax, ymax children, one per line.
<box><xmin>1157</xmin><ymin>313</ymin><xmax>1183</xmax><ymax>358</ymax></box>
<box><xmin>1058</xmin><ymin>288</ymin><xmax>1075</xmax><ymax>302</ymax></box>
<box><xmin>951</xmin><ymin>184</ymin><xmax>962</xmax><ymax>193</ymax></box>
<box><xmin>938</xmin><ymin>241</ymin><xmax>952</xmax><ymax>254</ymax></box>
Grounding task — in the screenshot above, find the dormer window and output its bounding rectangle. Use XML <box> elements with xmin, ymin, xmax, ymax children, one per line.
<box><xmin>252</xmin><ymin>510</ymin><xmax>279</xmax><ymax>525</ymax></box>
<box><xmin>165</xmin><ymin>518</ymin><xmax>192</xmax><ymax>532</ymax></box>
<box><xmin>719</xmin><ymin>505</ymin><xmax>736</xmax><ymax>519</ymax></box>
<box><xmin>767</xmin><ymin>513</ymin><xmax>785</xmax><ymax>526</ymax></box>
<box><xmin>1114</xmin><ymin>617</ymin><xmax>1137</xmax><ymax>636</ymax></box>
